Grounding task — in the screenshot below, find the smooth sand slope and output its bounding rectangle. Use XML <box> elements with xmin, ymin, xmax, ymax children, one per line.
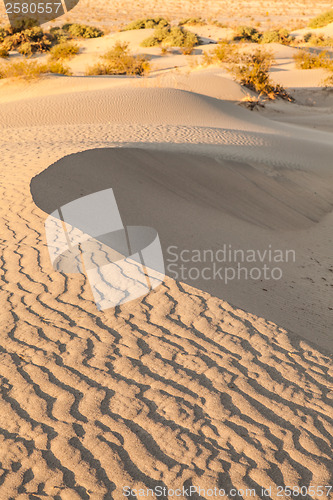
<box><xmin>0</xmin><ymin>71</ymin><xmax>332</xmax><ymax>497</ymax></box>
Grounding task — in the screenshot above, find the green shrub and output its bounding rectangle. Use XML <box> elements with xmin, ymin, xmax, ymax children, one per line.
<box><xmin>4</xmin><ymin>27</ymin><xmax>52</xmax><ymax>55</ymax></box>
<box><xmin>86</xmin><ymin>41</ymin><xmax>150</xmax><ymax>76</ymax></box>
<box><xmin>228</xmin><ymin>48</ymin><xmax>292</xmax><ymax>99</ymax></box>
<box><xmin>17</xmin><ymin>41</ymin><xmax>36</xmax><ymax>56</ymax></box>
<box><xmin>62</xmin><ymin>23</ymin><xmax>103</xmax><ymax>38</ymax></box>
<box><xmin>262</xmin><ymin>29</ymin><xmax>292</xmax><ymax>44</ymax></box>
<box><xmin>262</xmin><ymin>31</ymin><xmax>280</xmax><ymax>43</ymax></box>
<box><xmin>10</xmin><ymin>18</ymin><xmax>39</xmax><ymax>33</ymax></box>
<box><xmin>0</xmin><ymin>19</ymin><xmax>39</xmax><ymax>44</ymax></box>
<box><xmin>49</xmin><ymin>26</ymin><xmax>71</xmax><ymax>44</ymax></box>
<box><xmin>303</xmin><ymin>32</ymin><xmax>313</xmax><ymax>43</ymax></box>
<box><xmin>179</xmin><ymin>17</ymin><xmax>206</xmax><ymax>26</ymax></box>
<box><xmin>293</xmin><ymin>49</ymin><xmax>332</xmax><ymax>69</ymax></box>
<box><xmin>308</xmin><ymin>9</ymin><xmax>333</xmax><ymax>28</ymax></box>
<box><xmin>233</xmin><ymin>26</ymin><xmax>262</xmax><ymax>42</ymax></box>
<box><xmin>214</xmin><ymin>40</ymin><xmax>237</xmax><ymax>62</ymax></box>
<box><xmin>46</xmin><ymin>60</ymin><xmax>72</xmax><ymax>75</ymax></box>
<box><xmin>0</xmin><ymin>59</ymin><xmax>71</xmax><ymax>79</ymax></box>
<box><xmin>0</xmin><ymin>28</ymin><xmax>9</xmax><ymax>43</ymax></box>
<box><xmin>141</xmin><ymin>26</ymin><xmax>198</xmax><ymax>48</ymax></box>
<box><xmin>201</xmin><ymin>41</ymin><xmax>236</xmax><ymax>66</ymax></box>
<box><xmin>0</xmin><ymin>44</ymin><xmax>9</xmax><ymax>57</ymax></box>
<box><xmin>49</xmin><ymin>42</ymin><xmax>79</xmax><ymax>60</ymax></box>
<box><xmin>303</xmin><ymin>33</ymin><xmax>333</xmax><ymax>47</ymax></box>
<box><xmin>122</xmin><ymin>17</ymin><xmax>169</xmax><ymax>30</ymax></box>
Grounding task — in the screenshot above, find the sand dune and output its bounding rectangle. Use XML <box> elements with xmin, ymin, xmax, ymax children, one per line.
<box><xmin>0</xmin><ymin>67</ymin><xmax>332</xmax><ymax>498</ymax></box>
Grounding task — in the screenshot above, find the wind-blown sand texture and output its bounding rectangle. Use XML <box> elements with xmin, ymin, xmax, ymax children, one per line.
<box><xmin>0</xmin><ymin>64</ymin><xmax>332</xmax><ymax>498</ymax></box>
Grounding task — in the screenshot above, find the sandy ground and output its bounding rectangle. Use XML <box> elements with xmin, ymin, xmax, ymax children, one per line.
<box><xmin>0</xmin><ymin>23</ymin><xmax>333</xmax><ymax>500</ymax></box>
<box><xmin>1</xmin><ymin>0</ymin><xmax>333</xmax><ymax>30</ymax></box>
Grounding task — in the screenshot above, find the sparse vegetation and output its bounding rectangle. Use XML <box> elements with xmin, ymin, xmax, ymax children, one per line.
<box><xmin>233</xmin><ymin>26</ymin><xmax>262</xmax><ymax>42</ymax></box>
<box><xmin>0</xmin><ymin>28</ymin><xmax>9</xmax><ymax>43</ymax></box>
<box><xmin>201</xmin><ymin>41</ymin><xmax>237</xmax><ymax>66</ymax></box>
<box><xmin>49</xmin><ymin>26</ymin><xmax>71</xmax><ymax>44</ymax></box>
<box><xmin>262</xmin><ymin>29</ymin><xmax>292</xmax><ymax>44</ymax></box>
<box><xmin>232</xmin><ymin>26</ymin><xmax>293</xmax><ymax>45</ymax></box>
<box><xmin>122</xmin><ymin>17</ymin><xmax>169</xmax><ymax>30</ymax></box>
<box><xmin>2</xmin><ymin>27</ymin><xmax>52</xmax><ymax>56</ymax></box>
<box><xmin>202</xmin><ymin>42</ymin><xmax>291</xmax><ymax>99</ymax></box>
<box><xmin>49</xmin><ymin>42</ymin><xmax>79</xmax><ymax>60</ymax></box>
<box><xmin>228</xmin><ymin>48</ymin><xmax>292</xmax><ymax>99</ymax></box>
<box><xmin>323</xmin><ymin>71</ymin><xmax>333</xmax><ymax>86</ymax></box>
<box><xmin>0</xmin><ymin>44</ymin><xmax>9</xmax><ymax>58</ymax></box>
<box><xmin>0</xmin><ymin>59</ymin><xmax>71</xmax><ymax>79</ymax></box>
<box><xmin>62</xmin><ymin>23</ymin><xmax>103</xmax><ymax>39</ymax></box>
<box><xmin>179</xmin><ymin>17</ymin><xmax>207</xmax><ymax>26</ymax></box>
<box><xmin>308</xmin><ymin>9</ymin><xmax>333</xmax><ymax>29</ymax></box>
<box><xmin>293</xmin><ymin>49</ymin><xmax>333</xmax><ymax>69</ymax></box>
<box><xmin>45</xmin><ymin>60</ymin><xmax>72</xmax><ymax>75</ymax></box>
<box><xmin>210</xmin><ymin>20</ymin><xmax>228</xmax><ymax>28</ymax></box>
<box><xmin>239</xmin><ymin>94</ymin><xmax>265</xmax><ymax>110</ymax></box>
<box><xmin>302</xmin><ymin>33</ymin><xmax>333</xmax><ymax>47</ymax></box>
<box><xmin>214</xmin><ymin>40</ymin><xmax>238</xmax><ymax>62</ymax></box>
<box><xmin>85</xmin><ymin>41</ymin><xmax>150</xmax><ymax>76</ymax></box>
<box><xmin>10</xmin><ymin>18</ymin><xmax>39</xmax><ymax>33</ymax></box>
<box><xmin>141</xmin><ymin>26</ymin><xmax>198</xmax><ymax>50</ymax></box>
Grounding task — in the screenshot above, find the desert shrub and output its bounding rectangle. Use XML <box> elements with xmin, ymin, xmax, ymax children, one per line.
<box><xmin>0</xmin><ymin>59</ymin><xmax>42</xmax><ymax>78</ymax></box>
<box><xmin>49</xmin><ymin>26</ymin><xmax>71</xmax><ymax>44</ymax></box>
<box><xmin>45</xmin><ymin>60</ymin><xmax>72</xmax><ymax>75</ymax></box>
<box><xmin>4</xmin><ymin>26</ymin><xmax>52</xmax><ymax>55</ymax></box>
<box><xmin>201</xmin><ymin>41</ymin><xmax>236</xmax><ymax>66</ymax></box>
<box><xmin>49</xmin><ymin>42</ymin><xmax>79</xmax><ymax>60</ymax></box>
<box><xmin>0</xmin><ymin>27</ymin><xmax>10</xmax><ymax>43</ymax></box>
<box><xmin>141</xmin><ymin>26</ymin><xmax>198</xmax><ymax>49</ymax></box>
<box><xmin>62</xmin><ymin>23</ymin><xmax>103</xmax><ymax>38</ymax></box>
<box><xmin>233</xmin><ymin>26</ymin><xmax>262</xmax><ymax>42</ymax></box>
<box><xmin>140</xmin><ymin>29</ymin><xmax>165</xmax><ymax>47</ymax></box>
<box><xmin>122</xmin><ymin>17</ymin><xmax>169</xmax><ymax>30</ymax></box>
<box><xmin>323</xmin><ymin>71</ymin><xmax>333</xmax><ymax>86</ymax></box>
<box><xmin>228</xmin><ymin>48</ymin><xmax>292</xmax><ymax>99</ymax></box>
<box><xmin>214</xmin><ymin>40</ymin><xmax>237</xmax><ymax>62</ymax></box>
<box><xmin>293</xmin><ymin>49</ymin><xmax>332</xmax><ymax>69</ymax></box>
<box><xmin>239</xmin><ymin>94</ymin><xmax>265</xmax><ymax>110</ymax></box>
<box><xmin>0</xmin><ymin>44</ymin><xmax>9</xmax><ymax>57</ymax></box>
<box><xmin>10</xmin><ymin>18</ymin><xmax>39</xmax><ymax>33</ymax></box>
<box><xmin>179</xmin><ymin>17</ymin><xmax>206</xmax><ymax>26</ymax></box>
<box><xmin>201</xmin><ymin>51</ymin><xmax>215</xmax><ymax>65</ymax></box>
<box><xmin>262</xmin><ymin>29</ymin><xmax>292</xmax><ymax>44</ymax></box>
<box><xmin>181</xmin><ymin>46</ymin><xmax>195</xmax><ymax>55</ymax></box>
<box><xmin>86</xmin><ymin>41</ymin><xmax>150</xmax><ymax>76</ymax></box>
<box><xmin>261</xmin><ymin>30</ymin><xmax>280</xmax><ymax>43</ymax></box>
<box><xmin>0</xmin><ymin>59</ymin><xmax>71</xmax><ymax>79</ymax></box>
<box><xmin>303</xmin><ymin>32</ymin><xmax>313</xmax><ymax>43</ymax></box>
<box><xmin>17</xmin><ymin>42</ymin><xmax>35</xmax><ymax>56</ymax></box>
<box><xmin>308</xmin><ymin>9</ymin><xmax>333</xmax><ymax>28</ymax></box>
<box><xmin>303</xmin><ymin>33</ymin><xmax>333</xmax><ymax>47</ymax></box>
<box><xmin>210</xmin><ymin>20</ymin><xmax>228</xmax><ymax>28</ymax></box>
